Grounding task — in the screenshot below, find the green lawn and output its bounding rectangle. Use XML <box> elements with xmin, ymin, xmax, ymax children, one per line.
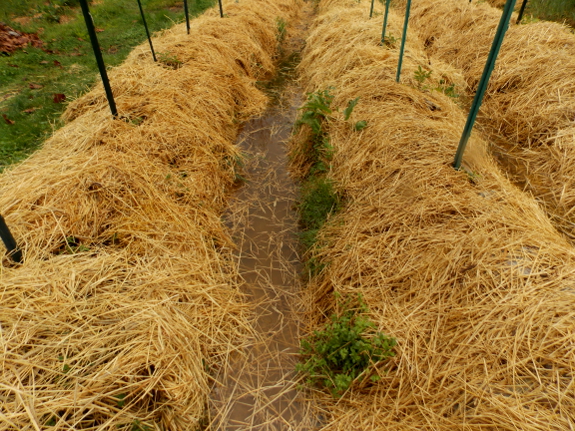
<box><xmin>524</xmin><ymin>0</ymin><xmax>575</xmax><ymax>27</ymax></box>
<box><xmin>0</xmin><ymin>0</ymin><xmax>213</xmax><ymax>168</ymax></box>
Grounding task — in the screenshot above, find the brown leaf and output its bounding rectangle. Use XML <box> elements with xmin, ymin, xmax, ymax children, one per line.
<box><xmin>53</xmin><ymin>60</ymin><xmax>62</xmax><ymax>68</ymax></box>
<box><xmin>23</xmin><ymin>108</ymin><xmax>40</xmax><ymax>114</ymax></box>
<box><xmin>2</xmin><ymin>114</ymin><xmax>15</xmax><ymax>125</ymax></box>
<box><xmin>29</xmin><ymin>83</ymin><xmax>43</xmax><ymax>90</ymax></box>
<box><xmin>39</xmin><ymin>60</ymin><xmax>49</xmax><ymax>64</ymax></box>
<box><xmin>0</xmin><ymin>23</ymin><xmax>43</xmax><ymax>54</ymax></box>
<box><xmin>95</xmin><ymin>28</ymin><xmax>105</xmax><ymax>33</ymax></box>
<box><xmin>53</xmin><ymin>93</ymin><xmax>66</xmax><ymax>104</ymax></box>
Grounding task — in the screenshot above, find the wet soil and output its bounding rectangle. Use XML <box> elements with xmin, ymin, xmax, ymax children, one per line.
<box><xmin>209</xmin><ymin>5</ymin><xmax>318</xmax><ymax>430</ymax></box>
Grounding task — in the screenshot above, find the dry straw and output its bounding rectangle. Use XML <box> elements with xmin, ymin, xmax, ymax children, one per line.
<box><xmin>293</xmin><ymin>0</ymin><xmax>575</xmax><ymax>428</ymax></box>
<box><xmin>0</xmin><ymin>0</ymin><xmax>297</xmax><ymax>428</ymax></box>
<box><xmin>401</xmin><ymin>0</ymin><xmax>575</xmax><ymax>240</ymax></box>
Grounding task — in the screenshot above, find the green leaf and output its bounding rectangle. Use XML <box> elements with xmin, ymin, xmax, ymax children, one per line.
<box><xmin>344</xmin><ymin>97</ymin><xmax>360</xmax><ymax>121</ymax></box>
<box><xmin>115</xmin><ymin>393</ymin><xmax>127</xmax><ymax>408</ymax></box>
<box><xmin>354</xmin><ymin>120</ymin><xmax>368</xmax><ymax>131</ymax></box>
<box><xmin>296</xmin><ymin>293</ymin><xmax>396</xmax><ymax>398</ymax></box>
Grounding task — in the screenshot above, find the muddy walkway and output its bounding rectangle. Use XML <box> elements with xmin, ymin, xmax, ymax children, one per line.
<box><xmin>209</xmin><ymin>5</ymin><xmax>318</xmax><ymax>430</ymax></box>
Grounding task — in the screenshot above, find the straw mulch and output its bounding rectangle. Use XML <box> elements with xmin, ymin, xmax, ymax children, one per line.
<box><xmin>402</xmin><ymin>0</ymin><xmax>575</xmax><ymax>240</ymax></box>
<box><xmin>293</xmin><ymin>0</ymin><xmax>575</xmax><ymax>429</ymax></box>
<box><xmin>0</xmin><ymin>0</ymin><xmax>296</xmax><ymax>428</ymax></box>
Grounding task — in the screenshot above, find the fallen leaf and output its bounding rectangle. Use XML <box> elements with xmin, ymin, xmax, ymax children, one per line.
<box><xmin>0</xmin><ymin>23</ymin><xmax>44</xmax><ymax>54</ymax></box>
<box><xmin>23</xmin><ymin>107</ymin><xmax>40</xmax><ymax>114</ymax></box>
<box><xmin>2</xmin><ymin>114</ymin><xmax>15</xmax><ymax>125</ymax></box>
<box><xmin>8</xmin><ymin>64</ymin><xmax>19</xmax><ymax>68</ymax></box>
<box><xmin>95</xmin><ymin>28</ymin><xmax>105</xmax><ymax>33</ymax></box>
<box><xmin>53</xmin><ymin>60</ymin><xmax>62</xmax><ymax>68</ymax></box>
<box><xmin>29</xmin><ymin>83</ymin><xmax>43</xmax><ymax>90</ymax></box>
<box><xmin>39</xmin><ymin>60</ymin><xmax>49</xmax><ymax>64</ymax></box>
<box><xmin>53</xmin><ymin>93</ymin><xmax>66</xmax><ymax>103</ymax></box>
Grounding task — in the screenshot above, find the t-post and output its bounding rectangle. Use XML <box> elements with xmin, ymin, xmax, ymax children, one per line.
<box><xmin>183</xmin><ymin>0</ymin><xmax>191</xmax><ymax>34</ymax></box>
<box><xmin>516</xmin><ymin>0</ymin><xmax>528</xmax><ymax>24</ymax></box>
<box><xmin>396</xmin><ymin>0</ymin><xmax>411</xmax><ymax>82</ymax></box>
<box><xmin>79</xmin><ymin>0</ymin><xmax>118</xmax><ymax>118</ymax></box>
<box><xmin>0</xmin><ymin>215</ymin><xmax>22</xmax><ymax>263</ymax></box>
<box><xmin>218</xmin><ymin>0</ymin><xmax>224</xmax><ymax>18</ymax></box>
<box><xmin>136</xmin><ymin>0</ymin><xmax>157</xmax><ymax>61</ymax></box>
<box><xmin>381</xmin><ymin>0</ymin><xmax>391</xmax><ymax>44</ymax></box>
<box><xmin>453</xmin><ymin>0</ymin><xmax>517</xmax><ymax>169</ymax></box>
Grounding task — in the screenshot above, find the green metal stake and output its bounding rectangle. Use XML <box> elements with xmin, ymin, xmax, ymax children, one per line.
<box><xmin>79</xmin><ymin>0</ymin><xmax>118</xmax><ymax>118</ymax></box>
<box><xmin>0</xmin><ymin>215</ymin><xmax>22</xmax><ymax>264</ymax></box>
<box><xmin>395</xmin><ymin>0</ymin><xmax>411</xmax><ymax>82</ymax></box>
<box><xmin>453</xmin><ymin>0</ymin><xmax>517</xmax><ymax>170</ymax></box>
<box><xmin>370</xmin><ymin>0</ymin><xmax>375</xmax><ymax>18</ymax></box>
<box><xmin>380</xmin><ymin>0</ymin><xmax>391</xmax><ymax>45</ymax></box>
<box><xmin>136</xmin><ymin>0</ymin><xmax>157</xmax><ymax>62</ymax></box>
<box><xmin>183</xmin><ymin>0</ymin><xmax>191</xmax><ymax>34</ymax></box>
<box><xmin>218</xmin><ymin>0</ymin><xmax>224</xmax><ymax>18</ymax></box>
<box><xmin>516</xmin><ymin>0</ymin><xmax>528</xmax><ymax>24</ymax></box>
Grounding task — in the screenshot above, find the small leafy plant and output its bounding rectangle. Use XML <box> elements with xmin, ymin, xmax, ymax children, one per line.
<box><xmin>295</xmin><ymin>89</ymin><xmax>367</xmax><ymax>173</ymax></box>
<box><xmin>414</xmin><ymin>65</ymin><xmax>432</xmax><ymax>88</ymax></box>
<box><xmin>413</xmin><ymin>67</ymin><xmax>459</xmax><ymax>99</ymax></box>
<box><xmin>294</xmin><ymin>88</ymin><xmax>335</xmax><ymax>174</ymax></box>
<box><xmin>157</xmin><ymin>52</ymin><xmax>182</xmax><ymax>69</ymax></box>
<box><xmin>297</xmin><ymin>293</ymin><xmax>396</xmax><ymax>397</ymax></box>
<box><xmin>382</xmin><ymin>33</ymin><xmax>399</xmax><ymax>47</ymax></box>
<box><xmin>61</xmin><ymin>236</ymin><xmax>90</xmax><ymax>254</ymax></box>
<box><xmin>436</xmin><ymin>79</ymin><xmax>459</xmax><ymax>99</ymax></box>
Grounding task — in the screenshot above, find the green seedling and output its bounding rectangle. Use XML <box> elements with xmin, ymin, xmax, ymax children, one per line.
<box><xmin>354</xmin><ymin>120</ymin><xmax>368</xmax><ymax>131</ymax></box>
<box><xmin>383</xmin><ymin>33</ymin><xmax>399</xmax><ymax>47</ymax></box>
<box><xmin>157</xmin><ymin>52</ymin><xmax>182</xmax><ymax>69</ymax></box>
<box><xmin>414</xmin><ymin>65</ymin><xmax>432</xmax><ymax>88</ymax></box>
<box><xmin>297</xmin><ymin>293</ymin><xmax>396</xmax><ymax>397</ymax></box>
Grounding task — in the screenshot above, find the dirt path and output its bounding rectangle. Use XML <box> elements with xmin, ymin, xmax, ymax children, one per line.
<box><xmin>209</xmin><ymin>4</ymin><xmax>318</xmax><ymax>429</ymax></box>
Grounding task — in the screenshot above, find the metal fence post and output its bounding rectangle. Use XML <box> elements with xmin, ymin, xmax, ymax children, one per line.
<box><xmin>183</xmin><ymin>0</ymin><xmax>191</xmax><ymax>33</ymax></box>
<box><xmin>516</xmin><ymin>0</ymin><xmax>528</xmax><ymax>24</ymax></box>
<box><xmin>381</xmin><ymin>0</ymin><xmax>391</xmax><ymax>44</ymax></box>
<box><xmin>0</xmin><ymin>215</ymin><xmax>22</xmax><ymax>263</ymax></box>
<box><xmin>136</xmin><ymin>0</ymin><xmax>157</xmax><ymax>61</ymax></box>
<box><xmin>218</xmin><ymin>0</ymin><xmax>224</xmax><ymax>18</ymax></box>
<box><xmin>79</xmin><ymin>0</ymin><xmax>118</xmax><ymax>118</ymax></box>
<box><xmin>396</xmin><ymin>0</ymin><xmax>411</xmax><ymax>82</ymax></box>
<box><xmin>453</xmin><ymin>0</ymin><xmax>518</xmax><ymax>169</ymax></box>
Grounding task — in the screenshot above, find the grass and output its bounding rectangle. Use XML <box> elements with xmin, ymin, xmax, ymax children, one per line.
<box><xmin>487</xmin><ymin>0</ymin><xmax>575</xmax><ymax>26</ymax></box>
<box><xmin>525</xmin><ymin>0</ymin><xmax>575</xmax><ymax>27</ymax></box>
<box><xmin>0</xmin><ymin>0</ymin><xmax>214</xmax><ymax>168</ymax></box>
